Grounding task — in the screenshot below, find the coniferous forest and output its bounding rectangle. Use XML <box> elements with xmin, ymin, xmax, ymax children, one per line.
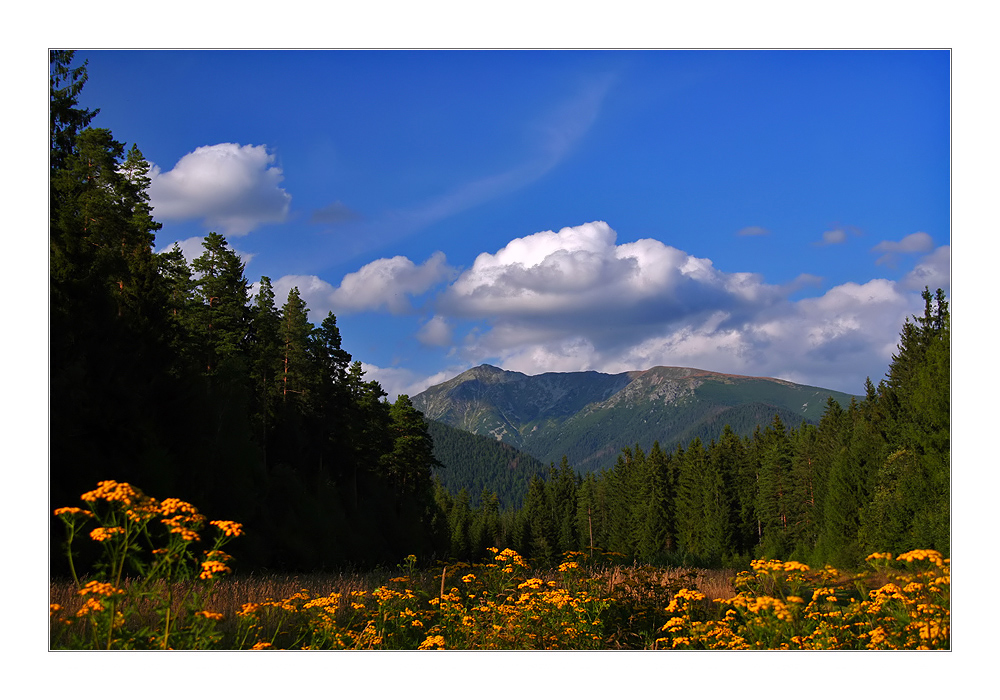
<box><xmin>50</xmin><ymin>51</ymin><xmax>949</xmax><ymax>578</ymax></box>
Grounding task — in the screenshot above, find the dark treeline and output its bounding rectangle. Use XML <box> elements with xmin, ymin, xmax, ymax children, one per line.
<box><xmin>440</xmin><ymin>288</ymin><xmax>950</xmax><ymax>571</ymax></box>
<box><xmin>50</xmin><ymin>51</ymin><xmax>447</xmax><ymax>572</ymax></box>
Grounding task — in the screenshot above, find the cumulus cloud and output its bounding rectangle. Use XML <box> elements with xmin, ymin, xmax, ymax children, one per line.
<box><xmin>148</xmin><ymin>143</ymin><xmax>291</xmax><ymax>236</ymax></box>
<box><xmin>428</xmin><ymin>221</ymin><xmax>947</xmax><ymax>394</ymax></box>
<box><xmin>331</xmin><ymin>252</ymin><xmax>457</xmax><ymax>314</ymax></box>
<box><xmin>265</xmin><ymin>251</ymin><xmax>457</xmax><ymax>322</ymax></box>
<box><xmin>416</xmin><ymin>315</ymin><xmax>454</xmax><ymax>346</ymax></box>
<box><xmin>441</xmin><ymin>221</ymin><xmax>779</xmax><ymax>333</ymax></box>
<box><xmin>872</xmin><ymin>232</ymin><xmax>935</xmax><ymax>266</ymax></box>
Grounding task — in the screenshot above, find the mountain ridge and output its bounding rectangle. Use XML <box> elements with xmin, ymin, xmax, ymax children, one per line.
<box><xmin>412</xmin><ymin>364</ymin><xmax>859</xmax><ymax>473</ymax></box>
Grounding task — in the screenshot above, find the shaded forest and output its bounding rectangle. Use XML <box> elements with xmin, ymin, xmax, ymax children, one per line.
<box><xmin>50</xmin><ymin>51</ymin><xmax>448</xmax><ymax>572</ymax></box>
<box><xmin>50</xmin><ymin>51</ymin><xmax>949</xmax><ymax>576</ymax></box>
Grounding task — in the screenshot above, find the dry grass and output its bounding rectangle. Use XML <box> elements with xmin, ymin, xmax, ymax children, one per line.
<box><xmin>51</xmin><ymin>562</ymin><xmax>738</xmax><ymax>649</ymax></box>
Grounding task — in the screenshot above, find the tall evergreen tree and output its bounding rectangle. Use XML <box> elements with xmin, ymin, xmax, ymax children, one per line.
<box><xmin>191</xmin><ymin>232</ymin><xmax>251</xmax><ymax>375</ymax></box>
<box><xmin>636</xmin><ymin>441</ymin><xmax>673</xmax><ymax>559</ymax></box>
<box><xmin>755</xmin><ymin>415</ymin><xmax>793</xmax><ymax>559</ymax></box>
<box><xmin>50</xmin><ymin>50</ymin><xmax>99</xmax><ymax>175</ymax></box>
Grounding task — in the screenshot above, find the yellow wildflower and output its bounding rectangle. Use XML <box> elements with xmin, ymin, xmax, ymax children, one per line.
<box><xmin>53</xmin><ymin>507</ymin><xmax>93</xmax><ymax>518</ymax></box>
<box><xmin>159</xmin><ymin>497</ymin><xmax>200</xmax><ymax>516</ymax></box>
<box><xmin>251</xmin><ymin>641</ymin><xmax>272</xmax><ymax>650</ymax></box>
<box><xmin>210</xmin><ymin>520</ymin><xmax>244</xmax><ymax>538</ymax></box>
<box><xmin>89</xmin><ymin>526</ymin><xmax>125</xmax><ymax>542</ymax></box>
<box><xmin>238</xmin><ymin>603</ymin><xmax>261</xmax><ymax>616</ymax></box>
<box><xmin>418</xmin><ymin>634</ymin><xmax>446</xmax><ymax>650</ymax></box>
<box><xmin>78</xmin><ymin>580</ymin><xmax>125</xmax><ymax>597</ymax></box>
<box><xmin>196</xmin><ymin>610</ymin><xmax>224</xmax><ymax>621</ymax></box>
<box><xmin>199</xmin><ymin>560</ymin><xmax>231</xmax><ymax>580</ymax></box>
<box><xmin>80</xmin><ymin>480</ymin><xmax>146</xmax><ymax>506</ymax></box>
<box><xmin>897</xmin><ymin>549</ymin><xmax>945</xmax><ymax>568</ymax></box>
<box><xmin>866</xmin><ymin>552</ymin><xmax>894</xmax><ymax>562</ymax></box>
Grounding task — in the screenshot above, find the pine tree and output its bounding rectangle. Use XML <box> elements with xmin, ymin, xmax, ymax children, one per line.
<box><xmin>247</xmin><ymin>276</ymin><xmax>283</xmax><ymax>465</ymax></box>
<box><xmin>636</xmin><ymin>441</ymin><xmax>673</xmax><ymax>559</ymax></box>
<box><xmin>521</xmin><ymin>474</ymin><xmax>556</xmax><ymax>563</ymax></box>
<box><xmin>191</xmin><ymin>232</ymin><xmax>251</xmax><ymax>374</ymax></box>
<box><xmin>50</xmin><ymin>50</ymin><xmax>99</xmax><ymax>175</ymax></box>
<box><xmin>674</xmin><ymin>438</ymin><xmax>708</xmax><ymax>558</ymax></box>
<box><xmin>380</xmin><ymin>395</ymin><xmax>441</xmax><ymax>498</ymax></box>
<box><xmin>549</xmin><ymin>456</ymin><xmax>579</xmax><ymax>555</ymax></box>
<box><xmin>755</xmin><ymin>415</ymin><xmax>793</xmax><ymax>559</ymax></box>
<box><xmin>701</xmin><ymin>438</ymin><xmax>732</xmax><ymax>563</ymax></box>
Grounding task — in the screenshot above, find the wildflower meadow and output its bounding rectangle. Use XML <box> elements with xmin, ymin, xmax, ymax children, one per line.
<box><xmin>51</xmin><ymin>481</ymin><xmax>949</xmax><ymax>650</ymax></box>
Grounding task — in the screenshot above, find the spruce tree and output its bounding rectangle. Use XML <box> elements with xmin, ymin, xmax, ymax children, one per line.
<box><xmin>637</xmin><ymin>441</ymin><xmax>673</xmax><ymax>559</ymax></box>
<box><xmin>191</xmin><ymin>232</ymin><xmax>251</xmax><ymax>375</ymax></box>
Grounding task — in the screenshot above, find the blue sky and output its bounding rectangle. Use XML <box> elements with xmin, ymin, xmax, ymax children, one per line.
<box><xmin>74</xmin><ymin>49</ymin><xmax>950</xmax><ymax>398</ymax></box>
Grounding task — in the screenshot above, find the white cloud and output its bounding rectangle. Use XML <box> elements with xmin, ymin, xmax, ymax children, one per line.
<box><xmin>428</xmin><ymin>221</ymin><xmax>947</xmax><ymax>394</ymax></box>
<box><xmin>872</xmin><ymin>231</ymin><xmax>935</xmax><ymax>265</ymax></box>
<box><xmin>331</xmin><ymin>251</ymin><xmax>456</xmax><ymax>314</ymax></box>
<box><xmin>899</xmin><ymin>245</ymin><xmax>951</xmax><ymax>292</ymax></box>
<box><xmin>416</xmin><ymin>315</ymin><xmax>454</xmax><ymax>346</ymax></box>
<box><xmin>441</xmin><ymin>221</ymin><xmax>779</xmax><ymax>328</ymax></box>
<box><xmin>148</xmin><ymin>143</ymin><xmax>291</xmax><ymax>236</ymax></box>
<box><xmin>265</xmin><ymin>252</ymin><xmax>456</xmax><ymax>322</ymax></box>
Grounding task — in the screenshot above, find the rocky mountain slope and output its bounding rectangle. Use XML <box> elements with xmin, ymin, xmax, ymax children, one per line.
<box><xmin>413</xmin><ymin>364</ymin><xmax>859</xmax><ymax>473</ymax></box>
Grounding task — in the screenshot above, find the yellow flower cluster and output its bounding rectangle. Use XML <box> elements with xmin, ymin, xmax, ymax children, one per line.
<box><xmin>196</xmin><ymin>610</ymin><xmax>225</xmax><ymax>621</ymax></box>
<box><xmin>162</xmin><ymin>514</ymin><xmax>203</xmax><ymax>542</ymax></box>
<box><xmin>210</xmin><ymin>520</ymin><xmax>244</xmax><ymax>538</ymax></box>
<box><xmin>80</xmin><ymin>480</ymin><xmax>147</xmax><ymax>506</ymax></box>
<box><xmin>418</xmin><ymin>634</ymin><xmax>446</xmax><ymax>649</ymax></box>
<box><xmin>53</xmin><ymin>507</ymin><xmax>93</xmax><ymax>519</ymax></box>
<box><xmin>199</xmin><ymin>560</ymin><xmax>231</xmax><ymax>580</ymax></box>
<box><xmin>751</xmin><ymin>559</ymin><xmax>810</xmax><ymax>575</ymax></box>
<box><xmin>897</xmin><ymin>549</ymin><xmax>946</xmax><ymax>568</ymax></box>
<box><xmin>89</xmin><ymin>526</ymin><xmax>126</xmax><ymax>542</ymax></box>
<box><xmin>78</xmin><ymin>580</ymin><xmax>125</xmax><ymax>597</ymax></box>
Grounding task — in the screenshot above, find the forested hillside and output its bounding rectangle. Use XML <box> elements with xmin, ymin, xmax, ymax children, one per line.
<box><xmin>425</xmin><ymin>419</ymin><xmax>548</xmax><ymax>509</ymax></box>
<box><xmin>50</xmin><ymin>51</ymin><xmax>448</xmax><ymax>572</ymax></box>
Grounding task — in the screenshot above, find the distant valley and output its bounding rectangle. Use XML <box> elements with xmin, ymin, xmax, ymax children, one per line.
<box><xmin>414</xmin><ymin>364</ymin><xmax>860</xmax><ymax>476</ymax></box>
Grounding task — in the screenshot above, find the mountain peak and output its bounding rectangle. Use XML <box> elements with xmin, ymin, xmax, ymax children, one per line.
<box><xmin>412</xmin><ymin>363</ymin><xmax>860</xmax><ymax>473</ymax></box>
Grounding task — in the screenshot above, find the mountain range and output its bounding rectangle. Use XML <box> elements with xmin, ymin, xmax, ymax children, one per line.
<box><xmin>413</xmin><ymin>364</ymin><xmax>860</xmax><ymax>475</ymax></box>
